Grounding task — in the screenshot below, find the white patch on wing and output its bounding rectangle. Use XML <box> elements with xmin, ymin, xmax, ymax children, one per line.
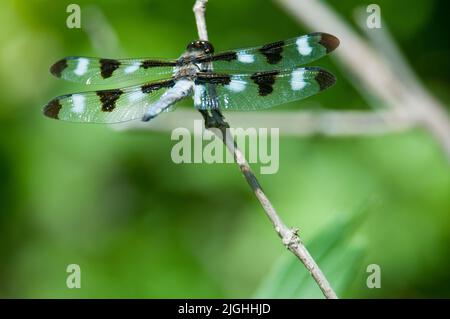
<box><xmin>194</xmin><ymin>84</ymin><xmax>205</xmax><ymax>106</ymax></box>
<box><xmin>225</xmin><ymin>78</ymin><xmax>246</xmax><ymax>92</ymax></box>
<box><xmin>128</xmin><ymin>90</ymin><xmax>146</xmax><ymax>102</ymax></box>
<box><xmin>223</xmin><ymin>96</ymin><xmax>230</xmax><ymax>109</ymax></box>
<box><xmin>237</xmin><ymin>52</ymin><xmax>255</xmax><ymax>63</ymax></box>
<box><xmin>71</xmin><ymin>94</ymin><xmax>86</xmax><ymax>113</ymax></box>
<box><xmin>124</xmin><ymin>62</ymin><xmax>140</xmax><ymax>74</ymax></box>
<box><xmin>291</xmin><ymin>68</ymin><xmax>307</xmax><ymax>91</ymax></box>
<box><xmin>74</xmin><ymin>58</ymin><xmax>89</xmax><ymax>76</ymax></box>
<box><xmin>296</xmin><ymin>37</ymin><xmax>313</xmax><ymax>56</ymax></box>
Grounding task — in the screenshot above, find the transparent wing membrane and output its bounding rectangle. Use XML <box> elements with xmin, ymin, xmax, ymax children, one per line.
<box><xmin>45</xmin><ymin>33</ymin><xmax>340</xmax><ymax>122</ymax></box>
<box><xmin>193</xmin><ymin>67</ymin><xmax>336</xmax><ymax>111</ymax></box>
<box><xmin>44</xmin><ymin>79</ymin><xmax>175</xmax><ymax>123</ymax></box>
<box><xmin>197</xmin><ymin>33</ymin><xmax>339</xmax><ymax>73</ymax></box>
<box><xmin>50</xmin><ymin>57</ymin><xmax>177</xmax><ymax>85</ymax></box>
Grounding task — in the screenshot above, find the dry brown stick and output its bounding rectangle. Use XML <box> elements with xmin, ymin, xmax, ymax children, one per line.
<box><xmin>193</xmin><ymin>0</ymin><xmax>338</xmax><ymax>299</ymax></box>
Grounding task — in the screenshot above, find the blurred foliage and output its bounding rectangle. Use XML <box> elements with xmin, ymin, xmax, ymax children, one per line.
<box><xmin>0</xmin><ymin>0</ymin><xmax>449</xmax><ymax>298</ymax></box>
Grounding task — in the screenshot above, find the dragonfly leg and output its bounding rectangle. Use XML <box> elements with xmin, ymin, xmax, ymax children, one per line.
<box><xmin>199</xmin><ymin>109</ymin><xmax>229</xmax><ymax>129</ymax></box>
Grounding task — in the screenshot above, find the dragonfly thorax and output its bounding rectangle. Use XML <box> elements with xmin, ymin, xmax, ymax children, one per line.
<box><xmin>173</xmin><ymin>64</ymin><xmax>198</xmax><ymax>80</ymax></box>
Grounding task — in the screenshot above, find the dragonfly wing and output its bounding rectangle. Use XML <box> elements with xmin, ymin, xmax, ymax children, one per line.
<box><xmin>43</xmin><ymin>79</ymin><xmax>176</xmax><ymax>123</ymax></box>
<box><xmin>197</xmin><ymin>33</ymin><xmax>339</xmax><ymax>72</ymax></box>
<box><xmin>50</xmin><ymin>57</ymin><xmax>177</xmax><ymax>85</ymax></box>
<box><xmin>193</xmin><ymin>67</ymin><xmax>335</xmax><ymax>111</ymax></box>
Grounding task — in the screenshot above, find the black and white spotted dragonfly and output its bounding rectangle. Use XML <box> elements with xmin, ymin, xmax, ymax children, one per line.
<box><xmin>44</xmin><ymin>32</ymin><xmax>339</xmax><ymax>123</ymax></box>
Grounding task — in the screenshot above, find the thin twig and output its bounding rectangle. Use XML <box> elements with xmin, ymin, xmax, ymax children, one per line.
<box><xmin>112</xmin><ymin>109</ymin><xmax>416</xmax><ymax>137</ymax></box>
<box><xmin>276</xmin><ymin>0</ymin><xmax>450</xmax><ymax>160</ymax></box>
<box><xmin>220</xmin><ymin>128</ymin><xmax>337</xmax><ymax>298</ymax></box>
<box><xmin>192</xmin><ymin>0</ymin><xmax>338</xmax><ymax>299</ymax></box>
<box><xmin>193</xmin><ymin>0</ymin><xmax>209</xmax><ymax>40</ymax></box>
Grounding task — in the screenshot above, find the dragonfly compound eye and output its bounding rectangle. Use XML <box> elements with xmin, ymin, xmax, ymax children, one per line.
<box><xmin>187</xmin><ymin>40</ymin><xmax>214</xmax><ymax>54</ymax></box>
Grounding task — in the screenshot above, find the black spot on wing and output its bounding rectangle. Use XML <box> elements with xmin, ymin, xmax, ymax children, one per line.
<box><xmin>183</xmin><ymin>52</ymin><xmax>237</xmax><ymax>70</ymax></box>
<box><xmin>141</xmin><ymin>79</ymin><xmax>175</xmax><ymax>93</ymax></box>
<box><xmin>50</xmin><ymin>58</ymin><xmax>68</xmax><ymax>78</ymax></box>
<box><xmin>311</xmin><ymin>32</ymin><xmax>340</xmax><ymax>53</ymax></box>
<box><xmin>250</xmin><ymin>71</ymin><xmax>279</xmax><ymax>96</ymax></box>
<box><xmin>100</xmin><ymin>59</ymin><xmax>121</xmax><ymax>79</ymax></box>
<box><xmin>197</xmin><ymin>52</ymin><xmax>237</xmax><ymax>63</ymax></box>
<box><xmin>141</xmin><ymin>60</ymin><xmax>177</xmax><ymax>69</ymax></box>
<box><xmin>97</xmin><ymin>89</ymin><xmax>123</xmax><ymax>112</ymax></box>
<box><xmin>44</xmin><ymin>98</ymin><xmax>63</xmax><ymax>119</ymax></box>
<box><xmin>311</xmin><ymin>67</ymin><xmax>336</xmax><ymax>91</ymax></box>
<box><xmin>195</xmin><ymin>73</ymin><xmax>231</xmax><ymax>85</ymax></box>
<box><xmin>259</xmin><ymin>41</ymin><xmax>285</xmax><ymax>65</ymax></box>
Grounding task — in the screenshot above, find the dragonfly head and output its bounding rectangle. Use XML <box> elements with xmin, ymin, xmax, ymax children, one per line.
<box><xmin>186</xmin><ymin>40</ymin><xmax>214</xmax><ymax>54</ymax></box>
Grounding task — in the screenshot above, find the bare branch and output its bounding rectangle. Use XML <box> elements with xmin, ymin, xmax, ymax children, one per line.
<box><xmin>192</xmin><ymin>0</ymin><xmax>338</xmax><ymax>299</ymax></box>
<box><xmin>193</xmin><ymin>0</ymin><xmax>209</xmax><ymax>40</ymax></box>
<box><xmin>113</xmin><ymin>109</ymin><xmax>416</xmax><ymax>137</ymax></box>
<box><xmin>220</xmin><ymin>128</ymin><xmax>338</xmax><ymax>298</ymax></box>
<box><xmin>276</xmin><ymin>0</ymin><xmax>450</xmax><ymax>160</ymax></box>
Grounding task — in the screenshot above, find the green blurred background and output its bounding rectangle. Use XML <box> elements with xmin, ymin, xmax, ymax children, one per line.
<box><xmin>0</xmin><ymin>0</ymin><xmax>449</xmax><ymax>298</ymax></box>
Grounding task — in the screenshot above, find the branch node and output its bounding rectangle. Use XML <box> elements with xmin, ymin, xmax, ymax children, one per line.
<box><xmin>282</xmin><ymin>228</ymin><xmax>300</xmax><ymax>247</ymax></box>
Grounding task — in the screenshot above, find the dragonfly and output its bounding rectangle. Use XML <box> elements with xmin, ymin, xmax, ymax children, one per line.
<box><xmin>44</xmin><ymin>32</ymin><xmax>339</xmax><ymax>125</ymax></box>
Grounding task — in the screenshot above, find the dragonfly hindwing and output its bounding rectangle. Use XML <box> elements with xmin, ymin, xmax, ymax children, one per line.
<box><xmin>193</xmin><ymin>67</ymin><xmax>335</xmax><ymax>111</ymax></box>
